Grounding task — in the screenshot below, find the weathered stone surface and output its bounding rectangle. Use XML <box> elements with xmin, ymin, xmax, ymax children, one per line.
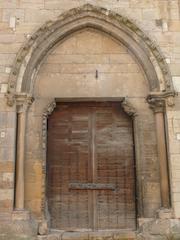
<box><xmin>38</xmin><ymin>221</ymin><xmax>49</xmax><ymax>235</ymax></box>
<box><xmin>0</xmin><ymin>189</ymin><xmax>13</xmax><ymax>201</ymax></box>
<box><xmin>0</xmin><ymin>43</ymin><xmax>21</xmax><ymax>53</ymax></box>
<box><xmin>18</xmin><ymin>0</ymin><xmax>44</xmax><ymax>9</ymax></box>
<box><xmin>157</xmin><ymin>208</ymin><xmax>173</xmax><ymax>219</ymax></box>
<box><xmin>2</xmin><ymin>9</ymin><xmax>25</xmax><ymax>23</ymax></box>
<box><xmin>0</xmin><ymin>219</ymin><xmax>38</xmax><ymax>240</ymax></box>
<box><xmin>0</xmin><ymin>199</ymin><xmax>13</xmax><ymax>211</ymax></box>
<box><xmin>0</xmin><ymin>162</ymin><xmax>14</xmax><ymax>172</ymax></box>
<box><xmin>35</xmin><ymin>30</ymin><xmax>148</xmax><ymax>98</ymax></box>
<box><xmin>0</xmin><ymin>54</ymin><xmax>16</xmax><ymax>65</ymax></box>
<box><xmin>0</xmin><ymin>1</ymin><xmax>180</xmax><ymax>239</ymax></box>
<box><xmin>37</xmin><ymin>236</ymin><xmax>47</xmax><ymax>240</ymax></box>
<box><xmin>0</xmin><ymin>147</ymin><xmax>15</xmax><ymax>162</ymax></box>
<box><xmin>0</xmin><ymin>235</ymin><xmax>36</xmax><ymax>240</ymax></box>
<box><xmin>25</xmin><ymin>9</ymin><xmax>58</xmax><ymax>23</ymax></box>
<box><xmin>12</xmin><ymin>210</ymin><xmax>30</xmax><ymax>221</ymax></box>
<box><xmin>137</xmin><ymin>218</ymin><xmax>179</xmax><ymax>240</ymax></box>
<box><xmin>62</xmin><ymin>232</ymin><xmax>89</xmax><ymax>240</ymax></box>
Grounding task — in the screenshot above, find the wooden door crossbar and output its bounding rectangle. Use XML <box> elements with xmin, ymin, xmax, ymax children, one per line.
<box><xmin>69</xmin><ymin>183</ymin><xmax>116</xmax><ymax>190</ymax></box>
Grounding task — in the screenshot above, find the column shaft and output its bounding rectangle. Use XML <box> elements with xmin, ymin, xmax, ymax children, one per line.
<box><xmin>15</xmin><ymin>110</ymin><xmax>26</xmax><ymax>210</ymax></box>
<box><xmin>155</xmin><ymin>112</ymin><xmax>170</xmax><ymax>208</ymax></box>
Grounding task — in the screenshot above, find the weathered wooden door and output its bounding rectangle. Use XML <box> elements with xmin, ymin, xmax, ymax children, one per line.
<box><xmin>47</xmin><ymin>102</ymin><xmax>136</xmax><ymax>230</ymax></box>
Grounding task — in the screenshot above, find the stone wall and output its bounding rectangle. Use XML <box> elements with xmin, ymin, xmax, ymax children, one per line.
<box><xmin>0</xmin><ymin>0</ymin><xmax>180</xmax><ymax>234</ymax></box>
<box><xmin>35</xmin><ymin>30</ymin><xmax>148</xmax><ymax>98</ymax></box>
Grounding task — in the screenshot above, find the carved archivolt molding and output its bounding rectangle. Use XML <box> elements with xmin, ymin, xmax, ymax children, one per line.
<box><xmin>42</xmin><ymin>100</ymin><xmax>56</xmax><ymax>149</ymax></box>
<box><xmin>7</xmin><ymin>3</ymin><xmax>173</xmax><ymax>98</ymax></box>
<box><xmin>43</xmin><ymin>100</ymin><xmax>56</xmax><ymax>118</ymax></box>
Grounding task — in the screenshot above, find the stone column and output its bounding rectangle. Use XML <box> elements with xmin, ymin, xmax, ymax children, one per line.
<box><xmin>14</xmin><ymin>95</ymin><xmax>33</xmax><ymax>210</ymax></box>
<box><xmin>148</xmin><ymin>97</ymin><xmax>170</xmax><ymax>208</ymax></box>
<box><xmin>5</xmin><ymin>93</ymin><xmax>37</xmax><ymax>234</ymax></box>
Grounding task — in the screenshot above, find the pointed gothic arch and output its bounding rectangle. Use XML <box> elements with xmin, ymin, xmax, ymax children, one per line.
<box><xmin>7</xmin><ymin>3</ymin><xmax>174</xmax><ymax>99</ymax></box>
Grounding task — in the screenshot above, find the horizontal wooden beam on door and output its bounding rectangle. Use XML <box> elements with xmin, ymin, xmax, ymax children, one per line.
<box><xmin>69</xmin><ymin>183</ymin><xmax>116</xmax><ymax>190</ymax></box>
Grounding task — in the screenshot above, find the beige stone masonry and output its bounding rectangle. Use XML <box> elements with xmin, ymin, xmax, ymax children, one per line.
<box><xmin>0</xmin><ymin>1</ymin><xmax>179</xmax><ymax>238</ymax></box>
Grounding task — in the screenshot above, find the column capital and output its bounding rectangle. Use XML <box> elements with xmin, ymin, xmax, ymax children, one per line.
<box><xmin>17</xmin><ymin>94</ymin><xmax>34</xmax><ymax>113</ymax></box>
<box><xmin>6</xmin><ymin>92</ymin><xmax>34</xmax><ymax>113</ymax></box>
<box><xmin>147</xmin><ymin>96</ymin><xmax>165</xmax><ymax>113</ymax></box>
<box><xmin>6</xmin><ymin>92</ymin><xmax>34</xmax><ymax>109</ymax></box>
<box><xmin>147</xmin><ymin>91</ymin><xmax>176</xmax><ymax>113</ymax></box>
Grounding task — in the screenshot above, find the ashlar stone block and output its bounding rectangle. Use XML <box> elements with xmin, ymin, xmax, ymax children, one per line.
<box><xmin>172</xmin><ymin>76</ymin><xmax>180</xmax><ymax>92</ymax></box>
<box><xmin>2</xmin><ymin>9</ymin><xmax>24</xmax><ymax>23</ymax></box>
<box><xmin>0</xmin><ymin>0</ymin><xmax>17</xmax><ymax>8</ymax></box>
<box><xmin>0</xmin><ymin>189</ymin><xmax>13</xmax><ymax>201</ymax></box>
<box><xmin>25</xmin><ymin>9</ymin><xmax>59</xmax><ymax>23</ymax></box>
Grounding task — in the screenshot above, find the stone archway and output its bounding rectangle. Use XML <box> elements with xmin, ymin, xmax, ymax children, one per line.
<box><xmin>6</xmin><ymin>3</ymin><xmax>175</xmax><ymax>237</ymax></box>
<box><xmin>6</xmin><ymin>4</ymin><xmax>174</xmax><ymax>96</ymax></box>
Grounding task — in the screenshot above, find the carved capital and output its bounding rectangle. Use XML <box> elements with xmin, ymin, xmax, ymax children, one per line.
<box><xmin>6</xmin><ymin>92</ymin><xmax>34</xmax><ymax>111</ymax></box>
<box><xmin>16</xmin><ymin>93</ymin><xmax>34</xmax><ymax>113</ymax></box>
<box><xmin>43</xmin><ymin>100</ymin><xmax>56</xmax><ymax>117</ymax></box>
<box><xmin>147</xmin><ymin>97</ymin><xmax>165</xmax><ymax>113</ymax></box>
<box><xmin>121</xmin><ymin>99</ymin><xmax>137</xmax><ymax>117</ymax></box>
<box><xmin>147</xmin><ymin>91</ymin><xmax>176</xmax><ymax>113</ymax></box>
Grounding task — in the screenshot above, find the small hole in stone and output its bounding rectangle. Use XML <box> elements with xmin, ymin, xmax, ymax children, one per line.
<box><xmin>95</xmin><ymin>70</ymin><xmax>98</xmax><ymax>79</ymax></box>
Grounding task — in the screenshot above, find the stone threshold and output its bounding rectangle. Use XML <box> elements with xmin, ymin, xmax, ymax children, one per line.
<box><xmin>37</xmin><ymin>229</ymin><xmax>136</xmax><ymax>240</ymax></box>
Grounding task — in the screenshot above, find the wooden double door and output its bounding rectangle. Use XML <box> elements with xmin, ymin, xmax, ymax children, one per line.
<box><xmin>47</xmin><ymin>102</ymin><xmax>136</xmax><ymax>230</ymax></box>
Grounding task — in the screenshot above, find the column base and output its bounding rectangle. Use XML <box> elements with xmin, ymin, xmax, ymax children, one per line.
<box><xmin>0</xmin><ymin>210</ymin><xmax>38</xmax><ymax>240</ymax></box>
<box><xmin>156</xmin><ymin>208</ymin><xmax>173</xmax><ymax>219</ymax></box>
<box><xmin>10</xmin><ymin>209</ymin><xmax>38</xmax><ymax>238</ymax></box>
<box><xmin>138</xmin><ymin>218</ymin><xmax>154</xmax><ymax>227</ymax></box>
<box><xmin>137</xmin><ymin>216</ymin><xmax>180</xmax><ymax>240</ymax></box>
<box><xmin>12</xmin><ymin>209</ymin><xmax>30</xmax><ymax>221</ymax></box>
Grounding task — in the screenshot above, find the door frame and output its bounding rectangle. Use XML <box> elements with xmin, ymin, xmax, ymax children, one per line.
<box><xmin>42</xmin><ymin>97</ymin><xmax>138</xmax><ymax>231</ymax></box>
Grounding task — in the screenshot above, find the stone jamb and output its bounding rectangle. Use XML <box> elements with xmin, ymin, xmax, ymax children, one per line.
<box><xmin>41</xmin><ymin>100</ymin><xmax>56</xmax><ymax>219</ymax></box>
<box><xmin>39</xmin><ymin>97</ymin><xmax>140</xmax><ymax>234</ymax></box>
<box><xmin>121</xmin><ymin>99</ymin><xmax>144</xmax><ymax>221</ymax></box>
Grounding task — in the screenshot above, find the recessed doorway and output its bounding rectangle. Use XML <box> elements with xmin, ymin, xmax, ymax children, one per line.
<box><xmin>47</xmin><ymin>102</ymin><xmax>136</xmax><ymax>231</ymax></box>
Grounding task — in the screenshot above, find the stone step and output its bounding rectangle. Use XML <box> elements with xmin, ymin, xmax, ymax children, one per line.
<box><xmin>37</xmin><ymin>231</ymin><xmax>136</xmax><ymax>240</ymax></box>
